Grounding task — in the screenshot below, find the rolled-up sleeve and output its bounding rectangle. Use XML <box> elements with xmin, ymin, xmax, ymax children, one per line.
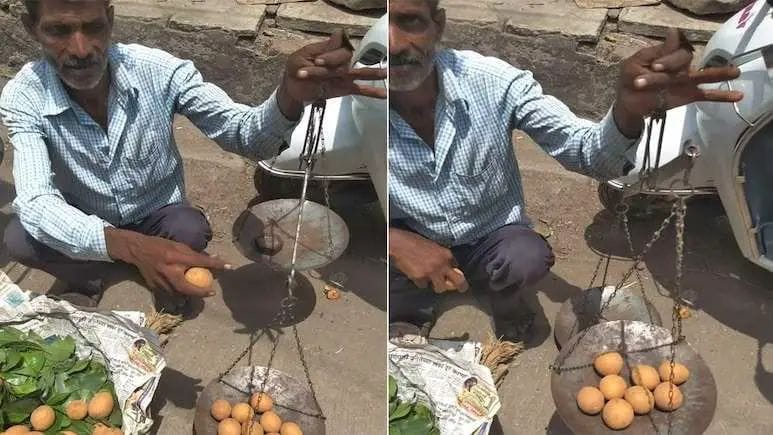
<box><xmin>503</xmin><ymin>66</ymin><xmax>640</xmax><ymax>180</ymax></box>
<box><xmin>0</xmin><ymin>83</ymin><xmax>112</xmax><ymax>261</ymax></box>
<box><xmin>169</xmin><ymin>59</ymin><xmax>300</xmax><ymax>161</ymax></box>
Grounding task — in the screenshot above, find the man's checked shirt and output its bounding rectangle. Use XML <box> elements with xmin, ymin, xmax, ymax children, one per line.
<box><xmin>389</xmin><ymin>49</ymin><xmax>639</xmax><ymax>247</ymax></box>
<box><xmin>0</xmin><ymin>43</ymin><xmax>298</xmax><ymax>262</ymax></box>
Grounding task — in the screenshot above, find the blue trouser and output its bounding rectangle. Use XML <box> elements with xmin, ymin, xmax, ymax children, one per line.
<box><xmin>389</xmin><ymin>223</ymin><xmax>555</xmax><ymax>326</ymax></box>
<box><xmin>4</xmin><ymin>203</ymin><xmax>212</xmax><ymax>293</ymax></box>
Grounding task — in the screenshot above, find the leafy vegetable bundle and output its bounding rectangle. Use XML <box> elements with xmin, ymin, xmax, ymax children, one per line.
<box><xmin>0</xmin><ymin>326</ymin><xmax>122</xmax><ymax>434</ymax></box>
<box><xmin>389</xmin><ymin>375</ymin><xmax>440</xmax><ymax>435</ymax></box>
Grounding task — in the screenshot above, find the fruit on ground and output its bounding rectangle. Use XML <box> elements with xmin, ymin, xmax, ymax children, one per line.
<box><xmin>624</xmin><ymin>386</ymin><xmax>653</xmax><ymax>414</ymax></box>
<box><xmin>31</xmin><ymin>405</ymin><xmax>56</xmax><ymax>431</ymax></box>
<box><xmin>218</xmin><ymin>418</ymin><xmax>241</xmax><ymax>435</ymax></box>
<box><xmin>231</xmin><ymin>402</ymin><xmax>254</xmax><ymax>424</ymax></box>
<box><xmin>250</xmin><ymin>392</ymin><xmax>274</xmax><ymax>413</ymax></box>
<box><xmin>66</xmin><ymin>400</ymin><xmax>89</xmax><ymax>420</ymax></box>
<box><xmin>602</xmin><ymin>398</ymin><xmax>634</xmax><ymax>430</ymax></box>
<box><xmin>185</xmin><ymin>267</ymin><xmax>213</xmax><ymax>288</ymax></box>
<box><xmin>658</xmin><ymin>361</ymin><xmax>689</xmax><ymax>385</ymax></box>
<box><xmin>260</xmin><ymin>411</ymin><xmax>283</xmax><ymax>433</ymax></box>
<box><xmin>599</xmin><ymin>374</ymin><xmax>627</xmax><ymax>400</ymax></box>
<box><xmin>631</xmin><ymin>364</ymin><xmax>660</xmax><ymax>390</ymax></box>
<box><xmin>653</xmin><ymin>382</ymin><xmax>684</xmax><ymax>411</ymax></box>
<box><xmin>575</xmin><ymin>386</ymin><xmax>604</xmax><ymax>415</ymax></box>
<box><xmin>280</xmin><ymin>421</ymin><xmax>303</xmax><ymax>435</ymax></box>
<box><xmin>594</xmin><ymin>352</ymin><xmax>624</xmax><ymax>376</ymax></box>
<box><xmin>211</xmin><ymin>399</ymin><xmax>232</xmax><ymax>421</ymax></box>
<box><xmin>89</xmin><ymin>391</ymin><xmax>115</xmax><ymax>419</ymax></box>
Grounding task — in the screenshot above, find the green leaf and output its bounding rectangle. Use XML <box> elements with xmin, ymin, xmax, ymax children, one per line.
<box><xmin>108</xmin><ymin>400</ymin><xmax>123</xmax><ymax>427</ymax></box>
<box><xmin>414</xmin><ymin>403</ymin><xmax>432</xmax><ymax>419</ymax></box>
<box><xmin>4</xmin><ymin>397</ymin><xmax>39</xmax><ymax>423</ymax></box>
<box><xmin>390</xmin><ymin>402</ymin><xmax>413</xmax><ymax>422</ymax></box>
<box><xmin>45</xmin><ymin>336</ymin><xmax>76</xmax><ymax>362</ymax></box>
<box><xmin>429</xmin><ymin>427</ymin><xmax>441</xmax><ymax>435</ymax></box>
<box><xmin>0</xmin><ymin>409</ymin><xmax>5</xmax><ymax>428</ymax></box>
<box><xmin>388</xmin><ymin>425</ymin><xmax>403</xmax><ymax>435</ymax></box>
<box><xmin>67</xmin><ymin>359</ymin><xmax>90</xmax><ymax>375</ymax></box>
<box><xmin>38</xmin><ymin>367</ymin><xmax>56</xmax><ymax>393</ymax></box>
<box><xmin>22</xmin><ymin>351</ymin><xmax>46</xmax><ymax>372</ymax></box>
<box><xmin>393</xmin><ymin>413</ymin><xmax>435</xmax><ymax>433</ymax></box>
<box><xmin>8</xmin><ymin>376</ymin><xmax>39</xmax><ymax>397</ymax></box>
<box><xmin>3</xmin><ymin>349</ymin><xmax>22</xmax><ymax>371</ymax></box>
<box><xmin>389</xmin><ymin>376</ymin><xmax>398</xmax><ymax>401</ymax></box>
<box><xmin>389</xmin><ymin>400</ymin><xmax>397</xmax><ymax>416</ymax></box>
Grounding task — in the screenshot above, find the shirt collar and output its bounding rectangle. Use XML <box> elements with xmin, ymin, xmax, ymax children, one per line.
<box><xmin>41</xmin><ymin>44</ymin><xmax>139</xmax><ymax>117</ymax></box>
<box><xmin>389</xmin><ymin>49</ymin><xmax>471</xmax><ymax>134</ymax></box>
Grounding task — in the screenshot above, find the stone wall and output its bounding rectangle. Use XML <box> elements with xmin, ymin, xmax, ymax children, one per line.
<box><xmin>0</xmin><ymin>0</ymin><xmax>732</xmax><ymax>119</ymax></box>
<box><xmin>0</xmin><ymin>0</ymin><xmax>382</xmax><ymax>105</ymax></box>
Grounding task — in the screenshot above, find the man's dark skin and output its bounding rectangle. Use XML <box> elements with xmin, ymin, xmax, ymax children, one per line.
<box><xmin>22</xmin><ymin>0</ymin><xmax>387</xmax><ymax>297</ymax></box>
<box><xmin>388</xmin><ymin>0</ymin><xmax>743</xmax><ymax>293</ymax></box>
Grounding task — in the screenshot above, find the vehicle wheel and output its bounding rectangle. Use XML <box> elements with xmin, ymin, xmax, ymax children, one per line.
<box><xmin>598</xmin><ymin>182</ymin><xmax>625</xmax><ymax>212</ymax></box>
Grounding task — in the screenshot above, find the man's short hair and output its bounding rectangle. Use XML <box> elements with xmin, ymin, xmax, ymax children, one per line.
<box><xmin>23</xmin><ymin>0</ymin><xmax>110</xmax><ymax>22</ymax></box>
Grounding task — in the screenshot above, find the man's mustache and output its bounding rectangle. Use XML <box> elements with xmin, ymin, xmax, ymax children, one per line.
<box><xmin>390</xmin><ymin>52</ymin><xmax>424</xmax><ymax>67</ymax></box>
<box><xmin>62</xmin><ymin>55</ymin><xmax>102</xmax><ymax>70</ymax></box>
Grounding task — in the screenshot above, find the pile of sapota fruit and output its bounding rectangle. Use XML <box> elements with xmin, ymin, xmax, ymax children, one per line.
<box><xmin>210</xmin><ymin>392</ymin><xmax>303</xmax><ymax>435</ymax></box>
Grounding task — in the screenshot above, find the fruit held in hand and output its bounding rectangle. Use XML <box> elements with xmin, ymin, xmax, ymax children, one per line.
<box><xmin>31</xmin><ymin>405</ymin><xmax>55</xmax><ymax>431</ymax></box>
<box><xmin>280</xmin><ymin>422</ymin><xmax>303</xmax><ymax>435</ymax></box>
<box><xmin>654</xmin><ymin>382</ymin><xmax>684</xmax><ymax>411</ymax></box>
<box><xmin>602</xmin><ymin>398</ymin><xmax>634</xmax><ymax>430</ymax></box>
<box><xmin>66</xmin><ymin>399</ymin><xmax>88</xmax><ymax>420</ymax></box>
<box><xmin>594</xmin><ymin>352</ymin><xmax>623</xmax><ymax>376</ymax></box>
<box><xmin>599</xmin><ymin>374</ymin><xmax>627</xmax><ymax>400</ymax></box>
<box><xmin>658</xmin><ymin>361</ymin><xmax>689</xmax><ymax>385</ymax></box>
<box><xmin>576</xmin><ymin>386</ymin><xmax>604</xmax><ymax>415</ymax></box>
<box><xmin>624</xmin><ymin>386</ymin><xmax>654</xmax><ymax>414</ymax></box>
<box><xmin>260</xmin><ymin>411</ymin><xmax>283</xmax><ymax>433</ymax></box>
<box><xmin>211</xmin><ymin>399</ymin><xmax>231</xmax><ymax>421</ymax></box>
<box><xmin>631</xmin><ymin>364</ymin><xmax>660</xmax><ymax>390</ymax></box>
<box><xmin>89</xmin><ymin>391</ymin><xmax>115</xmax><ymax>419</ymax></box>
<box><xmin>218</xmin><ymin>418</ymin><xmax>241</xmax><ymax>435</ymax></box>
<box><xmin>250</xmin><ymin>392</ymin><xmax>274</xmax><ymax>412</ymax></box>
<box><xmin>231</xmin><ymin>402</ymin><xmax>254</xmax><ymax>423</ymax></box>
<box><xmin>185</xmin><ymin>267</ymin><xmax>213</xmax><ymax>288</ymax></box>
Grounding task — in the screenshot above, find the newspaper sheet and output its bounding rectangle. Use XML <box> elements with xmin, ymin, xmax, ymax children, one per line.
<box><xmin>388</xmin><ymin>335</ymin><xmax>501</xmax><ymax>435</ymax></box>
<box><xmin>0</xmin><ymin>271</ymin><xmax>165</xmax><ymax>435</ymax></box>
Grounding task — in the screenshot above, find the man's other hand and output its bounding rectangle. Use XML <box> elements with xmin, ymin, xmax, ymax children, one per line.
<box><xmin>389</xmin><ymin>228</ymin><xmax>469</xmax><ymax>293</ymax></box>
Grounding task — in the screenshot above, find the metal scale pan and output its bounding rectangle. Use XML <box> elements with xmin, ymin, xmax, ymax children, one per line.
<box><xmin>551</xmin><ymin>320</ymin><xmax>717</xmax><ymax>435</ymax></box>
<box><xmin>193</xmin><ymin>366</ymin><xmax>325</xmax><ymax>435</ymax></box>
<box><xmin>234</xmin><ymin>199</ymin><xmax>350</xmax><ymax>271</ymax></box>
<box><xmin>554</xmin><ymin>286</ymin><xmax>663</xmax><ymax>350</ymax></box>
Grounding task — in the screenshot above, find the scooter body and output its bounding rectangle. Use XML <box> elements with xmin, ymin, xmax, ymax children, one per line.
<box><xmin>605</xmin><ymin>0</ymin><xmax>773</xmax><ymax>271</ymax></box>
<box><xmin>257</xmin><ymin>14</ymin><xmax>388</xmax><ymax>215</ymax></box>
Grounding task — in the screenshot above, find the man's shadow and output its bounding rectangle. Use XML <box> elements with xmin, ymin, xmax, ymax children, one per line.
<box><xmin>584</xmin><ymin>197</ymin><xmax>773</xmax><ymax>404</ymax></box>
<box><xmin>149</xmin><ymin>367</ymin><xmax>204</xmax><ymax>434</ymax></box>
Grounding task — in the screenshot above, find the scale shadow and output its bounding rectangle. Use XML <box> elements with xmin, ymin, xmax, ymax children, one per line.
<box><xmin>584</xmin><ymin>199</ymin><xmax>773</xmax><ymax>404</ymax></box>
<box><xmin>218</xmin><ymin>261</ymin><xmax>317</xmax><ymax>333</ymax></box>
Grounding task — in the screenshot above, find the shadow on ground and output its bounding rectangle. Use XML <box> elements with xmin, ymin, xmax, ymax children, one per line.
<box><xmin>584</xmin><ymin>197</ymin><xmax>773</xmax><ymax>404</ymax></box>
<box><xmin>218</xmin><ymin>261</ymin><xmax>317</xmax><ymax>333</ymax></box>
<box><xmin>150</xmin><ymin>367</ymin><xmax>204</xmax><ymax>434</ymax></box>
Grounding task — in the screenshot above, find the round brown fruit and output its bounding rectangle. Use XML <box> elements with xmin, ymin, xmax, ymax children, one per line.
<box><xmin>624</xmin><ymin>386</ymin><xmax>653</xmax><ymax>415</ymax></box>
<box><xmin>653</xmin><ymin>382</ymin><xmax>684</xmax><ymax>411</ymax></box>
<box><xmin>93</xmin><ymin>424</ymin><xmax>111</xmax><ymax>435</ymax></box>
<box><xmin>185</xmin><ymin>267</ymin><xmax>213</xmax><ymax>289</ymax></box>
<box><xmin>66</xmin><ymin>399</ymin><xmax>89</xmax><ymax>420</ymax></box>
<box><xmin>61</xmin><ymin>431</ymin><xmax>78</xmax><ymax>435</ymax></box>
<box><xmin>29</xmin><ymin>432</ymin><xmax>45</xmax><ymax>435</ymax></box>
<box><xmin>260</xmin><ymin>411</ymin><xmax>283</xmax><ymax>433</ymax></box>
<box><xmin>575</xmin><ymin>386</ymin><xmax>604</xmax><ymax>415</ymax></box>
<box><xmin>3</xmin><ymin>426</ymin><xmax>29</xmax><ymax>435</ymax></box>
<box><xmin>231</xmin><ymin>402</ymin><xmax>254</xmax><ymax>424</ymax></box>
<box><xmin>211</xmin><ymin>399</ymin><xmax>231</xmax><ymax>421</ymax></box>
<box><xmin>602</xmin><ymin>398</ymin><xmax>634</xmax><ymax>430</ymax></box>
<box><xmin>599</xmin><ymin>374</ymin><xmax>627</xmax><ymax>400</ymax></box>
<box><xmin>218</xmin><ymin>418</ymin><xmax>241</xmax><ymax>435</ymax></box>
<box><xmin>31</xmin><ymin>405</ymin><xmax>56</xmax><ymax>431</ymax></box>
<box><xmin>88</xmin><ymin>391</ymin><xmax>115</xmax><ymax>419</ymax></box>
<box><xmin>250</xmin><ymin>392</ymin><xmax>274</xmax><ymax>413</ymax></box>
<box><xmin>594</xmin><ymin>352</ymin><xmax>624</xmax><ymax>376</ymax></box>
<box><xmin>658</xmin><ymin>361</ymin><xmax>689</xmax><ymax>385</ymax></box>
<box><xmin>280</xmin><ymin>422</ymin><xmax>303</xmax><ymax>435</ymax></box>
<box><xmin>631</xmin><ymin>364</ymin><xmax>660</xmax><ymax>391</ymax></box>
<box><xmin>244</xmin><ymin>420</ymin><xmax>265</xmax><ymax>435</ymax></box>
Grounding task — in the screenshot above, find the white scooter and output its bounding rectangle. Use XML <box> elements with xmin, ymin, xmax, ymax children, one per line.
<box><xmin>255</xmin><ymin>14</ymin><xmax>388</xmax><ymax>216</ymax></box>
<box><xmin>600</xmin><ymin>0</ymin><xmax>773</xmax><ymax>273</ymax></box>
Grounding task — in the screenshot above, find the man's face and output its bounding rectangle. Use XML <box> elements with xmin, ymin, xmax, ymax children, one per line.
<box><xmin>25</xmin><ymin>0</ymin><xmax>114</xmax><ymax>91</ymax></box>
<box><xmin>389</xmin><ymin>0</ymin><xmax>444</xmax><ymax>92</ymax></box>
